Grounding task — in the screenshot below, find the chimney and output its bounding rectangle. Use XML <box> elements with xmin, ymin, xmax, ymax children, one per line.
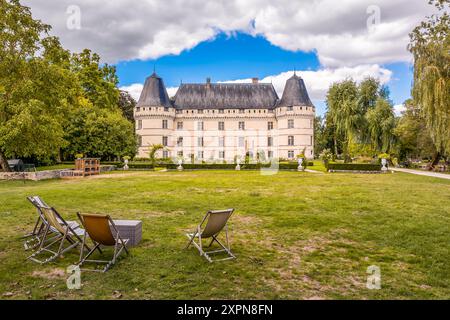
<box><xmin>252</xmin><ymin>77</ymin><xmax>259</xmax><ymax>84</ymax></box>
<box><xmin>206</xmin><ymin>77</ymin><xmax>211</xmax><ymax>89</ymax></box>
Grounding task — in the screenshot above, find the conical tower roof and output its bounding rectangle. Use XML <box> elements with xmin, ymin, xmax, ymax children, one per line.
<box><xmin>279</xmin><ymin>73</ymin><xmax>313</xmax><ymax>107</ymax></box>
<box><xmin>137</xmin><ymin>72</ymin><xmax>171</xmax><ymax>108</ymax></box>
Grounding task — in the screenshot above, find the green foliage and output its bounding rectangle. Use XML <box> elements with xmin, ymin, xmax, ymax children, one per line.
<box><xmin>118</xmin><ymin>90</ymin><xmax>136</xmax><ymax>123</ymax></box>
<box><xmin>365</xmin><ymin>98</ymin><xmax>396</xmax><ymax>153</ymax></box>
<box><xmin>148</xmin><ymin>144</ymin><xmax>165</xmax><ymax>166</ymax></box>
<box><xmin>0</xmin><ymin>0</ymin><xmax>137</xmax><ymax>169</ymax></box>
<box><xmin>326</xmin><ymin>162</ymin><xmax>382</xmax><ymax>171</ymax></box>
<box><xmin>409</xmin><ymin>0</ymin><xmax>450</xmax><ymax>155</ymax></box>
<box><xmin>394</xmin><ymin>99</ymin><xmax>436</xmax><ymax>160</ymax></box>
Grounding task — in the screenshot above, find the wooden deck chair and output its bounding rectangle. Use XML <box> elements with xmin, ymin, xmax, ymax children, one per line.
<box><xmin>27</xmin><ymin>205</ymin><xmax>89</xmax><ymax>264</ymax></box>
<box><xmin>185</xmin><ymin>209</ymin><xmax>236</xmax><ymax>262</ymax></box>
<box><xmin>24</xmin><ymin>196</ymin><xmax>79</xmax><ymax>250</ymax></box>
<box><xmin>77</xmin><ymin>213</ymin><xmax>129</xmax><ymax>272</ymax></box>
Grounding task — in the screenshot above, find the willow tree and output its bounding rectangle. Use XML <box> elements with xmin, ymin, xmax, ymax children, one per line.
<box><xmin>325</xmin><ymin>80</ymin><xmax>360</xmax><ymax>161</ymax></box>
<box><xmin>409</xmin><ymin>0</ymin><xmax>450</xmax><ymax>168</ymax></box>
<box><xmin>366</xmin><ymin>98</ymin><xmax>396</xmax><ymax>153</ymax></box>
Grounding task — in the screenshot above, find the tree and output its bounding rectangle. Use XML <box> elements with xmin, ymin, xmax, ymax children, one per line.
<box><xmin>409</xmin><ymin>0</ymin><xmax>450</xmax><ymax>168</ymax></box>
<box><xmin>63</xmin><ymin>101</ymin><xmax>137</xmax><ymax>160</ymax></box>
<box><xmin>0</xmin><ymin>0</ymin><xmax>77</xmax><ymax>171</ymax></box>
<box><xmin>394</xmin><ymin>99</ymin><xmax>436</xmax><ymax>160</ymax></box>
<box><xmin>314</xmin><ymin>115</ymin><xmax>334</xmax><ymax>156</ymax></box>
<box><xmin>325</xmin><ymin>79</ymin><xmax>360</xmax><ymax>161</ymax></box>
<box><xmin>118</xmin><ymin>90</ymin><xmax>136</xmax><ymax>123</ymax></box>
<box><xmin>366</xmin><ymin>98</ymin><xmax>396</xmax><ymax>153</ymax></box>
<box><xmin>148</xmin><ymin>144</ymin><xmax>165</xmax><ymax>167</ymax></box>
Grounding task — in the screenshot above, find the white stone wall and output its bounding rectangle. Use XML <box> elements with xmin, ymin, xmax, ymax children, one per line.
<box><xmin>135</xmin><ymin>105</ymin><xmax>314</xmax><ymax>161</ymax></box>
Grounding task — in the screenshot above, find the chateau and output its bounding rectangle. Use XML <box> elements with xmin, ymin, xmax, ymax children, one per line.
<box><xmin>134</xmin><ymin>72</ymin><xmax>315</xmax><ymax>161</ymax></box>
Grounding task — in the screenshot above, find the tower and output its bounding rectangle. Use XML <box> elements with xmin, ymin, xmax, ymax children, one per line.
<box><xmin>276</xmin><ymin>73</ymin><xmax>315</xmax><ymax>159</ymax></box>
<box><xmin>135</xmin><ymin>72</ymin><xmax>175</xmax><ymax>157</ymax></box>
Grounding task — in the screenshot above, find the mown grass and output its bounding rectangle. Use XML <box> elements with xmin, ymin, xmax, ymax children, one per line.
<box><xmin>0</xmin><ymin>170</ymin><xmax>449</xmax><ymax>299</ymax></box>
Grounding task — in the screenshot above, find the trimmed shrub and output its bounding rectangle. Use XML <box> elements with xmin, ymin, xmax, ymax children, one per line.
<box><xmin>326</xmin><ymin>163</ymin><xmax>381</xmax><ymax>171</ymax></box>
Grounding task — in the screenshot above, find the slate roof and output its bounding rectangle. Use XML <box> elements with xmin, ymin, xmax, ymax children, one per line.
<box><xmin>136</xmin><ymin>72</ymin><xmax>314</xmax><ymax>109</ymax></box>
<box><xmin>136</xmin><ymin>72</ymin><xmax>171</xmax><ymax>108</ymax></box>
<box><xmin>278</xmin><ymin>74</ymin><xmax>313</xmax><ymax>107</ymax></box>
<box><xmin>173</xmin><ymin>83</ymin><xmax>279</xmax><ymax>109</ymax></box>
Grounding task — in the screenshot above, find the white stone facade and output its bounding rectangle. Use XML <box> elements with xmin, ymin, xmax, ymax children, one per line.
<box><xmin>134</xmin><ymin>73</ymin><xmax>315</xmax><ymax>162</ymax></box>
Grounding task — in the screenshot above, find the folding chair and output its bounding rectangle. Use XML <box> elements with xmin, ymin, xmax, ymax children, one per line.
<box><xmin>185</xmin><ymin>209</ymin><xmax>236</xmax><ymax>262</ymax></box>
<box><xmin>24</xmin><ymin>196</ymin><xmax>79</xmax><ymax>250</ymax></box>
<box><xmin>27</xmin><ymin>205</ymin><xmax>89</xmax><ymax>264</ymax></box>
<box><xmin>77</xmin><ymin>213</ymin><xmax>129</xmax><ymax>272</ymax></box>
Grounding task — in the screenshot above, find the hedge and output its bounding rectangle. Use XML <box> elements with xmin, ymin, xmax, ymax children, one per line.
<box><xmin>326</xmin><ymin>163</ymin><xmax>381</xmax><ymax>171</ymax></box>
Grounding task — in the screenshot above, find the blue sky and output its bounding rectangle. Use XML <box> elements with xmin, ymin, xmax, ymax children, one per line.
<box><xmin>117</xmin><ymin>33</ymin><xmax>413</xmax><ymax>116</ymax></box>
<box><xmin>25</xmin><ymin>0</ymin><xmax>427</xmax><ymax>116</ymax></box>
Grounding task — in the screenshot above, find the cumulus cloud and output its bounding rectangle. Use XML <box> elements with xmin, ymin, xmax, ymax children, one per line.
<box><xmin>393</xmin><ymin>104</ymin><xmax>406</xmax><ymax>116</ymax></box>
<box><xmin>121</xmin><ymin>64</ymin><xmax>392</xmax><ymax>104</ymax></box>
<box><xmin>23</xmin><ymin>0</ymin><xmax>434</xmax><ymax>66</ymax></box>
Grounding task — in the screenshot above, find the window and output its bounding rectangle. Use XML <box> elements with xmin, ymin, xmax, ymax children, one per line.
<box><xmin>239</xmin><ymin>109</ymin><xmax>245</xmax><ymax>114</ymax></box>
<box><xmin>267</xmin><ymin>121</ymin><xmax>273</xmax><ymax>130</ymax></box>
<box><xmin>238</xmin><ymin>137</ymin><xmax>245</xmax><ymax>147</ymax></box>
<box><xmin>288</xmin><ymin>136</ymin><xmax>294</xmax><ymax>146</ymax></box>
<box><xmin>238</xmin><ymin>121</ymin><xmax>245</xmax><ymax>130</ymax></box>
<box><xmin>164</xmin><ymin>107</ymin><xmax>169</xmax><ymax>112</ymax></box>
<box><xmin>310</xmin><ymin>119</ymin><xmax>313</xmax><ymax>128</ymax></box>
<box><xmin>310</xmin><ymin>135</ymin><xmax>313</xmax><ymax>146</ymax></box>
<box><xmin>288</xmin><ymin>119</ymin><xmax>294</xmax><ymax>129</ymax></box>
<box><xmin>268</xmin><ymin>136</ymin><xmax>273</xmax><ymax>147</ymax></box>
<box><xmin>197</xmin><ymin>151</ymin><xmax>204</xmax><ymax>159</ymax></box>
<box><xmin>219</xmin><ymin>151</ymin><xmax>225</xmax><ymax>159</ymax></box>
<box><xmin>136</xmin><ymin>107</ymin><xmax>140</xmax><ymax>112</ymax></box>
<box><xmin>288</xmin><ymin>150</ymin><xmax>294</xmax><ymax>158</ymax></box>
<box><xmin>219</xmin><ymin>109</ymin><xmax>224</xmax><ymax>114</ymax></box>
<box><xmin>162</xmin><ymin>150</ymin><xmax>169</xmax><ymax>158</ymax></box>
<box><xmin>198</xmin><ymin>109</ymin><xmax>203</xmax><ymax>114</ymax></box>
<box><xmin>137</xmin><ymin>135</ymin><xmax>142</xmax><ymax>147</ymax></box>
<box><xmin>197</xmin><ymin>137</ymin><xmax>204</xmax><ymax>147</ymax></box>
<box><xmin>162</xmin><ymin>136</ymin><xmax>168</xmax><ymax>146</ymax></box>
<box><xmin>268</xmin><ymin>150</ymin><xmax>273</xmax><ymax>158</ymax></box>
<box><xmin>177</xmin><ymin>151</ymin><xmax>183</xmax><ymax>157</ymax></box>
<box><xmin>218</xmin><ymin>121</ymin><xmax>225</xmax><ymax>130</ymax></box>
<box><xmin>137</xmin><ymin>120</ymin><xmax>142</xmax><ymax>130</ymax></box>
<box><xmin>197</xmin><ymin>121</ymin><xmax>204</xmax><ymax>131</ymax></box>
<box><xmin>287</xmin><ymin>106</ymin><xmax>293</xmax><ymax>111</ymax></box>
<box><xmin>219</xmin><ymin>137</ymin><xmax>225</xmax><ymax>147</ymax></box>
<box><xmin>177</xmin><ymin>137</ymin><xmax>183</xmax><ymax>147</ymax></box>
<box><xmin>162</xmin><ymin>120</ymin><xmax>168</xmax><ymax>129</ymax></box>
<box><xmin>177</xmin><ymin>122</ymin><xmax>183</xmax><ymax>130</ymax></box>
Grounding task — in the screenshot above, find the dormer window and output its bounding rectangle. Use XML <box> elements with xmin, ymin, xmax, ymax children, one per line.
<box><xmin>287</xmin><ymin>106</ymin><xmax>293</xmax><ymax>111</ymax></box>
<box><xmin>219</xmin><ymin>109</ymin><xmax>224</xmax><ymax>114</ymax></box>
<box><xmin>239</xmin><ymin>109</ymin><xmax>245</xmax><ymax>114</ymax></box>
<box><xmin>164</xmin><ymin>107</ymin><xmax>169</xmax><ymax>112</ymax></box>
<box><xmin>198</xmin><ymin>109</ymin><xmax>203</xmax><ymax>114</ymax></box>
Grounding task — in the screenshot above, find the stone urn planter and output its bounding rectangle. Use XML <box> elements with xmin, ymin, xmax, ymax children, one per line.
<box><xmin>297</xmin><ymin>158</ymin><xmax>305</xmax><ymax>171</ymax></box>
<box><xmin>177</xmin><ymin>159</ymin><xmax>183</xmax><ymax>171</ymax></box>
<box><xmin>381</xmin><ymin>158</ymin><xmax>388</xmax><ymax>172</ymax></box>
<box><xmin>235</xmin><ymin>158</ymin><xmax>241</xmax><ymax>171</ymax></box>
<box><xmin>123</xmin><ymin>159</ymin><xmax>129</xmax><ymax>170</ymax></box>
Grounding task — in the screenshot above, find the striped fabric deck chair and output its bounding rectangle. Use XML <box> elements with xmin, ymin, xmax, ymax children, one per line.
<box><xmin>76</xmin><ymin>213</ymin><xmax>129</xmax><ymax>272</ymax></box>
<box><xmin>27</xmin><ymin>205</ymin><xmax>89</xmax><ymax>264</ymax></box>
<box><xmin>185</xmin><ymin>209</ymin><xmax>236</xmax><ymax>262</ymax></box>
<box><xmin>24</xmin><ymin>196</ymin><xmax>79</xmax><ymax>250</ymax></box>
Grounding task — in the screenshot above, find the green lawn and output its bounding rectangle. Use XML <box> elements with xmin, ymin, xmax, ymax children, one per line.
<box><xmin>0</xmin><ymin>170</ymin><xmax>449</xmax><ymax>299</ymax></box>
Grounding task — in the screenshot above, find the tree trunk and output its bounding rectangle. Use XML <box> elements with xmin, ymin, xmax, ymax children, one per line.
<box><xmin>427</xmin><ymin>152</ymin><xmax>441</xmax><ymax>171</ymax></box>
<box><xmin>0</xmin><ymin>149</ymin><xmax>11</xmax><ymax>172</ymax></box>
<box><xmin>333</xmin><ymin>134</ymin><xmax>338</xmax><ymax>156</ymax></box>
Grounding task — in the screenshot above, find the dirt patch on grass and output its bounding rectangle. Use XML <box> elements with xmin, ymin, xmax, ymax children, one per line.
<box><xmin>32</xmin><ymin>268</ymin><xmax>65</xmax><ymax>279</ymax></box>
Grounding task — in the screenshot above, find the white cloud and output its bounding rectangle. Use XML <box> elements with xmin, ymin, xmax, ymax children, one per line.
<box><xmin>393</xmin><ymin>104</ymin><xmax>406</xmax><ymax>116</ymax></box>
<box><xmin>120</xmin><ymin>83</ymin><xmax>178</xmax><ymax>101</ymax></box>
<box><xmin>221</xmin><ymin>64</ymin><xmax>392</xmax><ymax>100</ymax></box>
<box><xmin>121</xmin><ymin>64</ymin><xmax>392</xmax><ymax>104</ymax></box>
<box><xmin>23</xmin><ymin>0</ymin><xmax>435</xmax><ymax>66</ymax></box>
